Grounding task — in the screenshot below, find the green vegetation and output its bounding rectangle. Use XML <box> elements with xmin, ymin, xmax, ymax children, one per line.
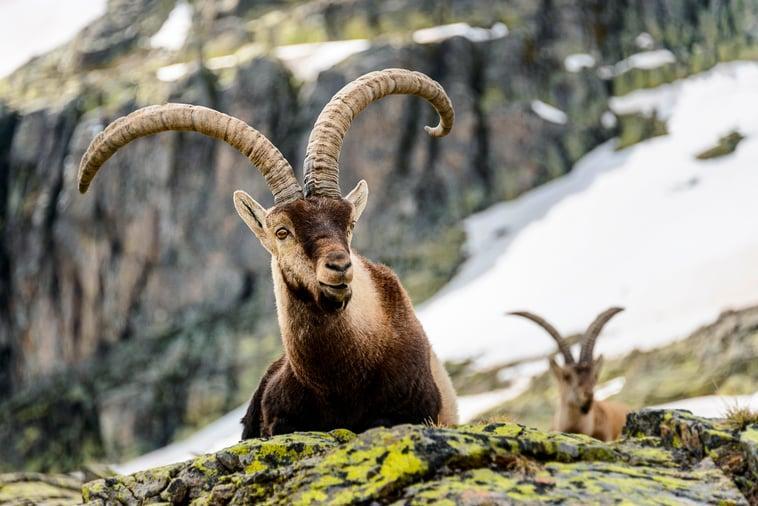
<box><xmin>724</xmin><ymin>405</ymin><xmax>758</xmax><ymax>431</ymax></box>
<box><xmin>616</xmin><ymin>111</ymin><xmax>669</xmax><ymax>150</ymax></box>
<box><xmin>0</xmin><ymin>473</ymin><xmax>83</xmax><ymax>505</ymax></box>
<box><xmin>696</xmin><ymin>130</ymin><xmax>745</xmax><ymax>160</ymax></box>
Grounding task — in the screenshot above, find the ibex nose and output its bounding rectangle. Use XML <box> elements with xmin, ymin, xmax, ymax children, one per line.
<box><xmin>325</xmin><ymin>251</ymin><xmax>352</xmax><ymax>273</ymax></box>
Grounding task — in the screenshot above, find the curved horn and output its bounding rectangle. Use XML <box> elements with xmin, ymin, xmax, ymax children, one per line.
<box><xmin>78</xmin><ymin>103</ymin><xmax>303</xmax><ymax>204</ymax></box>
<box><xmin>579</xmin><ymin>307</ymin><xmax>624</xmax><ymax>364</ymax></box>
<box><xmin>303</xmin><ymin>68</ymin><xmax>454</xmax><ymax>198</ymax></box>
<box><xmin>508</xmin><ymin>311</ymin><xmax>575</xmax><ymax>365</ymax></box>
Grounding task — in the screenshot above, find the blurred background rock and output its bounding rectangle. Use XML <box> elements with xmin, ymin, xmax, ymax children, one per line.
<box><xmin>0</xmin><ymin>0</ymin><xmax>756</xmax><ymax>473</ymax></box>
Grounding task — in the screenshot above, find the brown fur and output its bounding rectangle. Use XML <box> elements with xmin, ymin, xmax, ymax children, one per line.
<box><xmin>511</xmin><ymin>309</ymin><xmax>629</xmax><ymax>442</ymax></box>
<box><xmin>550</xmin><ymin>358</ymin><xmax>629</xmax><ymax>441</ymax></box>
<box><xmin>239</xmin><ymin>194</ymin><xmax>458</xmax><ymax>437</ymax></box>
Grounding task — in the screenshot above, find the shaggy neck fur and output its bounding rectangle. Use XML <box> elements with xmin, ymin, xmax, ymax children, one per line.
<box><xmin>272</xmin><ymin>255</ymin><xmax>387</xmax><ymax>394</ymax></box>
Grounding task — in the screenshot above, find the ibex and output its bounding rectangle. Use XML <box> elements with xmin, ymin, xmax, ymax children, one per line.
<box><xmin>509</xmin><ymin>308</ymin><xmax>629</xmax><ymax>441</ymax></box>
<box><xmin>78</xmin><ymin>69</ymin><xmax>459</xmax><ymax>437</ymax></box>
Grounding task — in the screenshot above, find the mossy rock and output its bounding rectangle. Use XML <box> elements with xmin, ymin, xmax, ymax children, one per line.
<box><xmin>616</xmin><ymin>111</ymin><xmax>669</xmax><ymax>150</ymax></box>
<box><xmin>80</xmin><ymin>410</ymin><xmax>754</xmax><ymax>505</ymax></box>
<box><xmin>696</xmin><ymin>130</ymin><xmax>746</xmax><ymax>160</ymax></box>
<box><xmin>0</xmin><ymin>472</ymin><xmax>83</xmax><ymax>505</ymax></box>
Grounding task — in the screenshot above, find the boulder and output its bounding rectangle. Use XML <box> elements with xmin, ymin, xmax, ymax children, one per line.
<box><xmin>80</xmin><ymin>409</ymin><xmax>754</xmax><ymax>505</ymax></box>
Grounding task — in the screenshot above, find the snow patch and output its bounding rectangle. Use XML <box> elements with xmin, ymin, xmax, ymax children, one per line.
<box><xmin>635</xmin><ymin>32</ymin><xmax>655</xmax><ymax>50</ymax></box>
<box><xmin>206</xmin><ymin>54</ymin><xmax>239</xmax><ymax>70</ymax></box>
<box><xmin>615</xmin><ymin>49</ymin><xmax>676</xmax><ymax>75</ymax></box>
<box><xmin>596</xmin><ymin>65</ymin><xmax>615</xmax><ymax>80</ymax></box>
<box><xmin>156</xmin><ymin>62</ymin><xmax>189</xmax><ymax>82</ymax></box>
<box><xmin>601</xmin><ymin>111</ymin><xmax>618</xmax><ymax>129</ymax></box>
<box><xmin>412</xmin><ymin>22</ymin><xmax>508</xmax><ymax>44</ymax></box>
<box><xmin>610</xmin><ymin>62</ymin><xmax>755</xmax><ymax>119</ymax></box>
<box><xmin>275</xmin><ymin>39</ymin><xmax>370</xmax><ymax>81</ymax></box>
<box><xmin>155</xmin><ymin>54</ymin><xmax>239</xmax><ymax>82</ymax></box>
<box><xmin>150</xmin><ymin>0</ymin><xmax>193</xmax><ymax>51</ymax></box>
<box><xmin>457</xmin><ymin>377</ymin><xmax>531</xmax><ymax>423</ymax></box>
<box><xmin>595</xmin><ymin>377</ymin><xmax>626</xmax><ymax>401</ymax></box>
<box><xmin>531</xmin><ymin>100</ymin><xmax>568</xmax><ymax>124</ymax></box>
<box><xmin>420</xmin><ymin>61</ymin><xmax>758</xmax><ymax>367</ymax></box>
<box><xmin>651</xmin><ymin>392</ymin><xmax>758</xmax><ymax>419</ymax></box>
<box><xmin>564</xmin><ymin>53</ymin><xmax>596</xmax><ymax>73</ymax></box>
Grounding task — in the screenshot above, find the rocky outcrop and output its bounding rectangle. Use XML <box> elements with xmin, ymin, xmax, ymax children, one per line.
<box><xmin>1</xmin><ymin>0</ymin><xmax>757</xmax><ymax>471</ymax></box>
<box><xmin>66</xmin><ymin>0</ymin><xmax>177</xmax><ymax>71</ymax></box>
<box><xmin>77</xmin><ymin>410</ymin><xmax>754</xmax><ymax>505</ymax></box>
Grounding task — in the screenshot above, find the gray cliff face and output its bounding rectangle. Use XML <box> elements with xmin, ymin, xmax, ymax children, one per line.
<box><xmin>0</xmin><ymin>0</ymin><xmax>756</xmax><ymax>470</ymax></box>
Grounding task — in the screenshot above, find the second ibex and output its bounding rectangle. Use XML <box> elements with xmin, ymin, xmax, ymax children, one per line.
<box><xmin>509</xmin><ymin>308</ymin><xmax>629</xmax><ymax>441</ymax></box>
<box><xmin>78</xmin><ymin>69</ymin><xmax>459</xmax><ymax>437</ymax></box>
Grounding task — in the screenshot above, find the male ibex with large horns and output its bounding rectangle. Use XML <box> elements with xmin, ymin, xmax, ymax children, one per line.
<box><xmin>78</xmin><ymin>69</ymin><xmax>459</xmax><ymax>437</ymax></box>
<box><xmin>508</xmin><ymin>308</ymin><xmax>629</xmax><ymax>441</ymax></box>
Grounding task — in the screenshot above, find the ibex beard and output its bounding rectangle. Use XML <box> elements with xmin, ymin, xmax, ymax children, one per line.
<box><xmin>77</xmin><ymin>69</ymin><xmax>459</xmax><ymax>438</ymax></box>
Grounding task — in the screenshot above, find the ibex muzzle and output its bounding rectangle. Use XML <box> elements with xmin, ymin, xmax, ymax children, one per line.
<box><xmin>263</xmin><ymin>195</ymin><xmax>359</xmax><ymax>311</ymax></box>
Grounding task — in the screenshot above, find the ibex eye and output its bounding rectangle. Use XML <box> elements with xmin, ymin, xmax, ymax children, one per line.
<box><xmin>349</xmin><ymin>221</ymin><xmax>356</xmax><ymax>231</ymax></box>
<box><xmin>275</xmin><ymin>228</ymin><xmax>290</xmax><ymax>240</ymax></box>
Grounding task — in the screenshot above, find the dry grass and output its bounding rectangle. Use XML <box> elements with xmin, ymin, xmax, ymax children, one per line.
<box><xmin>495</xmin><ymin>454</ymin><xmax>544</xmax><ymax>476</ymax></box>
<box><xmin>722</xmin><ymin>404</ymin><xmax>758</xmax><ymax>430</ymax></box>
<box><xmin>423</xmin><ymin>417</ymin><xmax>447</xmax><ymax>429</ymax></box>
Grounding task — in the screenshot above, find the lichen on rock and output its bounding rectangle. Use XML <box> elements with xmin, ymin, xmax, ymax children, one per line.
<box><xmin>79</xmin><ymin>409</ymin><xmax>754</xmax><ymax>505</ymax></box>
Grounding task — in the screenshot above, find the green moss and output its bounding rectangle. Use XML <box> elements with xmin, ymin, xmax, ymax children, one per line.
<box><xmin>480</xmin><ymin>86</ymin><xmax>508</xmax><ymax>113</ymax></box>
<box><xmin>461</xmin><ymin>422</ymin><xmax>524</xmax><ymax>438</ymax></box>
<box><xmin>398</xmin><ymin>459</ymin><xmax>746</xmax><ymax>504</ymax></box>
<box><xmin>619</xmin><ymin>445</ymin><xmax>677</xmax><ymax>468</ymax></box>
<box><xmin>396</xmin><ymin>468</ymin><xmax>519</xmax><ymax>504</ymax></box>
<box><xmin>542</xmin><ymin>461</ymin><xmax>742</xmax><ymax>504</ymax></box>
<box><xmin>277</xmin><ymin>432</ymin><xmax>429</xmax><ymax>505</ymax></box>
<box><xmin>696</xmin><ymin>130</ymin><xmax>746</xmax><ymax>160</ymax></box>
<box><xmin>742</xmin><ymin>426</ymin><xmax>758</xmax><ymax>445</ymax></box>
<box><xmin>248</xmin><ymin>432</ymin><xmax>352</xmax><ymax>471</ymax></box>
<box><xmin>0</xmin><ymin>481</ymin><xmax>79</xmax><ymax>503</ymax></box>
<box><xmin>616</xmin><ymin>111</ymin><xmax>669</xmax><ymax>150</ymax></box>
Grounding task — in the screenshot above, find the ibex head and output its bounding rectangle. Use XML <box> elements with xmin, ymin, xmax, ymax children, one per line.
<box><xmin>509</xmin><ymin>308</ymin><xmax>624</xmax><ymax>413</ymax></box>
<box><xmin>78</xmin><ymin>69</ymin><xmax>453</xmax><ymax>312</ymax></box>
<box><xmin>233</xmin><ymin>189</ymin><xmax>365</xmax><ymax>311</ymax></box>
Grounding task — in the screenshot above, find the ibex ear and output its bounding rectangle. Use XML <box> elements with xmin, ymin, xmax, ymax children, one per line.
<box><xmin>233</xmin><ymin>191</ymin><xmax>270</xmax><ymax>248</ymax></box>
<box><xmin>346</xmin><ymin>179</ymin><xmax>369</xmax><ymax>221</ymax></box>
<box><xmin>548</xmin><ymin>357</ymin><xmax>562</xmax><ymax>379</ymax></box>
<box><xmin>593</xmin><ymin>355</ymin><xmax>604</xmax><ymax>377</ymax></box>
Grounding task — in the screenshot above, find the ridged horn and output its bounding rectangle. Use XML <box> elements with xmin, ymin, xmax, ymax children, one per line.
<box><xmin>579</xmin><ymin>307</ymin><xmax>624</xmax><ymax>364</ymax></box>
<box><xmin>508</xmin><ymin>311</ymin><xmax>575</xmax><ymax>365</ymax></box>
<box><xmin>303</xmin><ymin>68</ymin><xmax>454</xmax><ymax>198</ymax></box>
<box><xmin>78</xmin><ymin>103</ymin><xmax>303</xmax><ymax>204</ymax></box>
